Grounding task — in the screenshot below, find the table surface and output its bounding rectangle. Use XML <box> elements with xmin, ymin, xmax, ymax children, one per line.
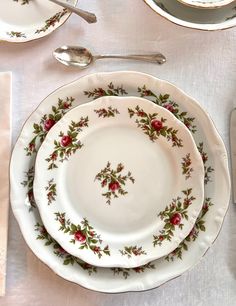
<box><xmin>0</xmin><ymin>1</ymin><xmax>236</xmax><ymax>305</ymax></box>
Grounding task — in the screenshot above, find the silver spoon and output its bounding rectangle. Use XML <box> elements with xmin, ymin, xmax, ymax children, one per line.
<box><xmin>53</xmin><ymin>46</ymin><xmax>166</xmax><ymax>68</ymax></box>
<box><xmin>48</xmin><ymin>0</ymin><xmax>97</xmax><ymax>24</ymax></box>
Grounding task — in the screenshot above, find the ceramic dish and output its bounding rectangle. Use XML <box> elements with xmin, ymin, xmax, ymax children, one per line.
<box><xmin>178</xmin><ymin>0</ymin><xmax>235</xmax><ymax>9</ymax></box>
<box><xmin>144</xmin><ymin>0</ymin><xmax>236</xmax><ymax>31</ymax></box>
<box><xmin>33</xmin><ymin>96</ymin><xmax>205</xmax><ymax>268</ymax></box>
<box><xmin>0</xmin><ymin>0</ymin><xmax>77</xmax><ymax>43</ymax></box>
<box><xmin>10</xmin><ymin>71</ymin><xmax>230</xmax><ymax>292</ymax></box>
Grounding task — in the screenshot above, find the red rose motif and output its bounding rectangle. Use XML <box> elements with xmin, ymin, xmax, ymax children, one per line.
<box><xmin>164</xmin><ymin>104</ymin><xmax>174</xmax><ymax>113</ymax></box>
<box><xmin>63</xmin><ymin>102</ymin><xmax>70</xmax><ymax>109</ymax></box>
<box><xmin>40</xmin><ymin>226</ymin><xmax>47</xmax><ymax>235</ymax></box>
<box><xmin>184</xmin><ymin>121</ymin><xmax>190</xmax><ymax>129</ymax></box>
<box><xmin>97</xmin><ymin>88</ymin><xmax>106</xmax><ymax>97</ymax></box>
<box><xmin>189</xmin><ymin>228</ymin><xmax>196</xmax><ymax>237</ymax></box>
<box><xmin>61</xmin><ymin>135</ymin><xmax>72</xmax><ymax>147</ymax></box>
<box><xmin>44</xmin><ymin>118</ymin><xmax>55</xmax><ymax>131</ymax></box>
<box><xmin>101</xmin><ymin>179</ymin><xmax>107</xmax><ymax>187</ymax></box>
<box><xmin>29</xmin><ymin>142</ymin><xmax>35</xmax><ymax>152</ymax></box>
<box><xmin>137</xmin><ymin>111</ymin><xmax>146</xmax><ymax>117</ymax></box>
<box><xmin>74</xmin><ymin>230</ymin><xmax>86</xmax><ymax>242</ymax></box>
<box><xmin>201</xmin><ymin>153</ymin><xmax>208</xmax><ymax>163</ymax></box>
<box><xmin>89</xmin><ymin>231</ymin><xmax>95</xmax><ymax>237</ymax></box>
<box><xmin>83</xmin><ymin>263</ymin><xmax>91</xmax><ymax>269</ymax></box>
<box><xmin>28</xmin><ymin>190</ymin><xmax>34</xmax><ymax>203</ymax></box>
<box><xmin>109</xmin><ymin>181</ymin><xmax>120</xmax><ymax>192</ymax></box>
<box><xmin>151</xmin><ymin>119</ymin><xmax>163</xmax><ymax>132</ymax></box>
<box><xmin>159</xmin><ymin>235</ymin><xmax>164</xmax><ymax>241</ymax></box>
<box><xmin>184</xmin><ymin>198</ymin><xmax>191</xmax><ymax>207</ymax></box>
<box><xmin>58</xmin><ymin>247</ymin><xmax>67</xmax><ymax>254</ymax></box>
<box><xmin>170</xmin><ymin>213</ymin><xmax>181</xmax><ymax>225</ymax></box>
<box><xmin>133</xmin><ymin>267</ymin><xmax>142</xmax><ymax>273</ymax></box>
<box><xmin>93</xmin><ymin>246</ymin><xmax>100</xmax><ymax>253</ymax></box>
<box><xmin>59</xmin><ymin>217</ymin><xmax>65</xmax><ymax>225</ymax></box>
<box><xmin>51</xmin><ymin>153</ymin><xmax>57</xmax><ymax>160</ymax></box>
<box><xmin>143</xmin><ymin>90</ymin><xmax>151</xmax><ymax>96</ymax></box>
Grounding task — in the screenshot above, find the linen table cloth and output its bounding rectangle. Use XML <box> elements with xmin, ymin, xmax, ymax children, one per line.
<box><xmin>0</xmin><ymin>72</ymin><xmax>11</xmax><ymax>297</ymax></box>
<box><xmin>0</xmin><ymin>0</ymin><xmax>235</xmax><ymax>305</ymax></box>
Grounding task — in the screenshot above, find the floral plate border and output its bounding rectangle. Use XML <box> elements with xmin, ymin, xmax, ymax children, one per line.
<box><xmin>0</xmin><ymin>0</ymin><xmax>77</xmax><ymax>43</ymax></box>
<box><xmin>10</xmin><ymin>71</ymin><xmax>230</xmax><ymax>292</ymax></box>
<box><xmin>33</xmin><ymin>96</ymin><xmax>205</xmax><ymax>268</ymax></box>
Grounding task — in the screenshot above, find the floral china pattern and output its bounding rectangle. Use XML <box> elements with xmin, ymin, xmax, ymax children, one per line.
<box><xmin>85</xmin><ymin>83</ymin><xmax>196</xmax><ymax>133</ymax></box>
<box><xmin>45</xmin><ymin>179</ymin><xmax>57</xmax><ymax>205</ymax></box>
<box><xmin>153</xmin><ymin>189</ymin><xmax>196</xmax><ymax>247</ymax></box>
<box><xmin>25</xmin><ymin>97</ymin><xmax>75</xmax><ymax>156</ymax></box>
<box><xmin>35</xmin><ymin>9</ymin><xmax>68</xmax><ymax>34</ymax></box>
<box><xmin>119</xmin><ymin>246</ymin><xmax>147</xmax><ymax>258</ymax></box>
<box><xmin>138</xmin><ymin>86</ymin><xmax>197</xmax><ymax>133</ymax></box>
<box><xmin>84</xmin><ymin>82</ymin><xmax>128</xmax><ymax>99</ymax></box>
<box><xmin>45</xmin><ymin>117</ymin><xmax>89</xmax><ymax>170</ymax></box>
<box><xmin>94</xmin><ymin>106</ymin><xmax>120</xmax><ymax>118</ymax></box>
<box><xmin>165</xmin><ymin>197</ymin><xmax>213</xmax><ymax>261</ymax></box>
<box><xmin>6</xmin><ymin>31</ymin><xmax>26</xmax><ymax>38</ymax></box>
<box><xmin>197</xmin><ymin>142</ymin><xmax>214</xmax><ymax>184</ymax></box>
<box><xmin>128</xmin><ymin>105</ymin><xmax>183</xmax><ymax>147</ymax></box>
<box><xmin>13</xmin><ymin>0</ymin><xmax>30</xmax><ymax>4</ymax></box>
<box><xmin>94</xmin><ymin>162</ymin><xmax>135</xmax><ymax>205</ymax></box>
<box><xmin>18</xmin><ymin>81</ymin><xmax>215</xmax><ymax>279</ymax></box>
<box><xmin>35</xmin><ymin>222</ymin><xmax>156</xmax><ymax>278</ymax></box>
<box><xmin>54</xmin><ymin>213</ymin><xmax>110</xmax><ymax>259</ymax></box>
<box><xmin>111</xmin><ymin>262</ymin><xmax>155</xmax><ymax>279</ymax></box>
<box><xmin>35</xmin><ymin>223</ymin><xmax>97</xmax><ymax>275</ymax></box>
<box><xmin>5</xmin><ymin>9</ymin><xmax>69</xmax><ymax>41</ymax></box>
<box><xmin>181</xmin><ymin>153</ymin><xmax>193</xmax><ymax>180</ymax></box>
<box><xmin>21</xmin><ymin>166</ymin><xmax>36</xmax><ymax>211</ymax></box>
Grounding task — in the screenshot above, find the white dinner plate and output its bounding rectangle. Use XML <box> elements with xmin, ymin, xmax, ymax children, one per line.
<box><xmin>10</xmin><ymin>71</ymin><xmax>230</xmax><ymax>292</ymax></box>
<box><xmin>33</xmin><ymin>96</ymin><xmax>204</xmax><ymax>268</ymax></box>
<box><xmin>0</xmin><ymin>0</ymin><xmax>77</xmax><ymax>43</ymax></box>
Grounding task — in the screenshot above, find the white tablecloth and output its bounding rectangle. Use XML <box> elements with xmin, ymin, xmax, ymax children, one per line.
<box><xmin>1</xmin><ymin>1</ymin><xmax>236</xmax><ymax>305</ymax></box>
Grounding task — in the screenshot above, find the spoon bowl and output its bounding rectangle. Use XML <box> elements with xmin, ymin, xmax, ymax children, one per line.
<box><xmin>54</xmin><ymin>46</ymin><xmax>93</xmax><ymax>68</ymax></box>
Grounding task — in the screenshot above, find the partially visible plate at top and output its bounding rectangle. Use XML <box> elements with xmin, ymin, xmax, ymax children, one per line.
<box><xmin>0</xmin><ymin>0</ymin><xmax>77</xmax><ymax>43</ymax></box>
<box><xmin>177</xmin><ymin>0</ymin><xmax>235</xmax><ymax>9</ymax></box>
<box><xmin>33</xmin><ymin>96</ymin><xmax>205</xmax><ymax>268</ymax></box>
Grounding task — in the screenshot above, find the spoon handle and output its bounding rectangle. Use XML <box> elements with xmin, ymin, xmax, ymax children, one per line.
<box><xmin>94</xmin><ymin>53</ymin><xmax>166</xmax><ymax>65</ymax></box>
<box><xmin>48</xmin><ymin>0</ymin><xmax>97</xmax><ymax>24</ymax></box>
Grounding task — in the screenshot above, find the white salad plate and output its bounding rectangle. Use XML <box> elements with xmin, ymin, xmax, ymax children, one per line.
<box><xmin>178</xmin><ymin>0</ymin><xmax>235</xmax><ymax>9</ymax></box>
<box><xmin>0</xmin><ymin>0</ymin><xmax>77</xmax><ymax>43</ymax></box>
<box><xmin>33</xmin><ymin>96</ymin><xmax>205</xmax><ymax>268</ymax></box>
<box><xmin>10</xmin><ymin>71</ymin><xmax>230</xmax><ymax>292</ymax></box>
<box><xmin>144</xmin><ymin>0</ymin><xmax>236</xmax><ymax>31</ymax></box>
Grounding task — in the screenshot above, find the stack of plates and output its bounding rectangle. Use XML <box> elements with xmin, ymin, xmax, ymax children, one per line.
<box><xmin>10</xmin><ymin>71</ymin><xmax>230</xmax><ymax>293</ymax></box>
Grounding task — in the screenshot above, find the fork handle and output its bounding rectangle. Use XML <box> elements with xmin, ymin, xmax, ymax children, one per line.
<box><xmin>48</xmin><ymin>0</ymin><xmax>97</xmax><ymax>24</ymax></box>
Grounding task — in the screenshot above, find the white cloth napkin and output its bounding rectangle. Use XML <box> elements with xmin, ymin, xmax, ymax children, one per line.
<box><xmin>0</xmin><ymin>72</ymin><xmax>11</xmax><ymax>297</ymax></box>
